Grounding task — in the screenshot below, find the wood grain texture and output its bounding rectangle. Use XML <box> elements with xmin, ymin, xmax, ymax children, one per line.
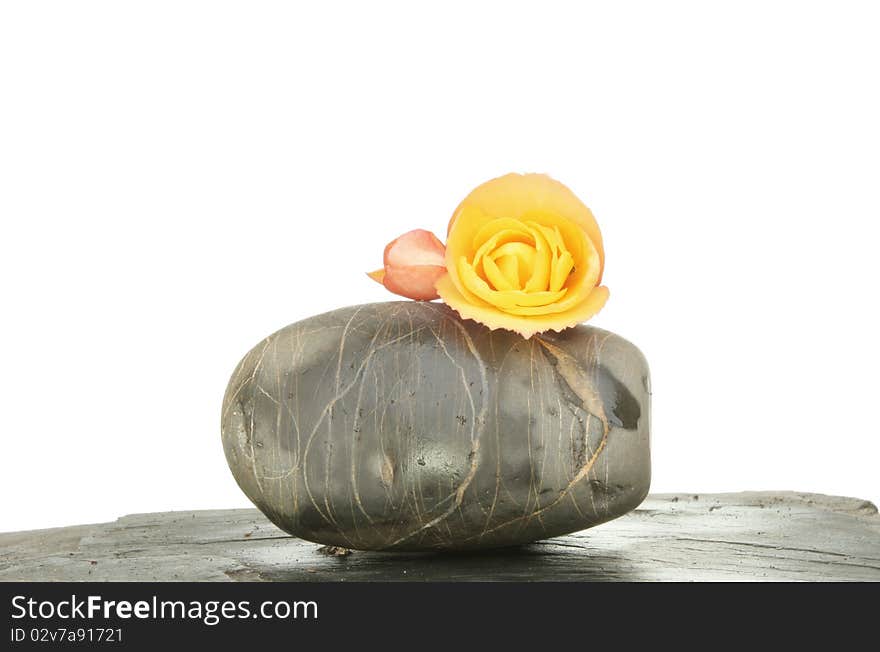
<box><xmin>2</xmin><ymin>492</ymin><xmax>878</xmax><ymax>581</ymax></box>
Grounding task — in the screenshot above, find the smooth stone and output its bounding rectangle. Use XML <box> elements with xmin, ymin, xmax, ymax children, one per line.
<box><xmin>221</xmin><ymin>302</ymin><xmax>651</xmax><ymax>551</ymax></box>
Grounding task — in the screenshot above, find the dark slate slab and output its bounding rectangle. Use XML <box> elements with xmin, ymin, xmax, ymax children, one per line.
<box><xmin>2</xmin><ymin>492</ymin><xmax>878</xmax><ymax>581</ymax></box>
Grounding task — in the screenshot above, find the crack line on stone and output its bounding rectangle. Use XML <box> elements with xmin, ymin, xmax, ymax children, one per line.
<box><xmin>470</xmin><ymin>335</ymin><xmax>610</xmax><ymax>540</ymax></box>
<box><xmin>382</xmin><ymin>307</ymin><xmax>488</xmax><ymax>549</ymax></box>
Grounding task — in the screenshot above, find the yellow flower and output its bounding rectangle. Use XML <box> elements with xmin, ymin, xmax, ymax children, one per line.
<box><xmin>435</xmin><ymin>173</ymin><xmax>608</xmax><ymax>338</ymax></box>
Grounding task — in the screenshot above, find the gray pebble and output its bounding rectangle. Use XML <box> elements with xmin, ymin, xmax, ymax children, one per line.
<box><xmin>221</xmin><ymin>302</ymin><xmax>650</xmax><ymax>551</ymax></box>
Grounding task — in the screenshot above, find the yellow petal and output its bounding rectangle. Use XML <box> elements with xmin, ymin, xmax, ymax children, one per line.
<box><xmin>458</xmin><ymin>257</ymin><xmax>567</xmax><ymax>309</ymax></box>
<box><xmin>505</xmin><ymin>233</ymin><xmax>599</xmax><ymax>316</ymax></box>
<box><xmin>494</xmin><ymin>253</ymin><xmax>521</xmax><ymax>288</ymax></box>
<box><xmin>437</xmin><ymin>274</ymin><xmax>610</xmax><ymax>339</ymax></box>
<box><xmin>523</xmin><ymin>222</ymin><xmax>551</xmax><ymax>293</ymax></box>
<box><xmin>550</xmin><ymin>250</ymin><xmax>574</xmax><ymax>293</ymax></box>
<box><xmin>482</xmin><ymin>254</ymin><xmax>517</xmax><ymax>291</ymax></box>
<box><xmin>444</xmin><ymin>206</ymin><xmax>496</xmax><ymax>308</ymax></box>
<box><xmin>490</xmin><ymin>242</ymin><xmax>536</xmax><ymax>282</ymax></box>
<box><xmin>472</xmin><ymin>218</ymin><xmax>533</xmax><ymax>250</ymax></box>
<box><xmin>472</xmin><ymin>228</ymin><xmax>534</xmax><ymax>268</ymax></box>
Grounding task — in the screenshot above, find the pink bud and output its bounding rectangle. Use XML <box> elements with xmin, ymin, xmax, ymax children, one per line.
<box><xmin>367</xmin><ymin>229</ymin><xmax>447</xmax><ymax>301</ymax></box>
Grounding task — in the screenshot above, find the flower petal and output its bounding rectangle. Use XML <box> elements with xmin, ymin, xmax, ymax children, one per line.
<box><xmin>384</xmin><ymin>229</ymin><xmax>446</xmax><ymax>268</ymax></box>
<box><xmin>494</xmin><ymin>251</ymin><xmax>523</xmax><ymax>288</ymax></box>
<box><xmin>383</xmin><ymin>264</ymin><xmax>445</xmax><ymax>301</ymax></box>
<box><xmin>436</xmin><ymin>274</ymin><xmax>610</xmax><ymax>339</ymax></box>
<box><xmin>522</xmin><ymin>221</ymin><xmax>551</xmax><ymax>292</ymax></box>
<box><xmin>481</xmin><ymin>254</ymin><xmax>518</xmax><ymax>291</ymax></box>
<box><xmin>458</xmin><ymin>255</ymin><xmax>568</xmax><ymax>308</ymax></box>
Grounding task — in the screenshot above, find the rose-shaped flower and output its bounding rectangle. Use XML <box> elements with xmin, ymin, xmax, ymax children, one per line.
<box><xmin>434</xmin><ymin>173</ymin><xmax>608</xmax><ymax>338</ymax></box>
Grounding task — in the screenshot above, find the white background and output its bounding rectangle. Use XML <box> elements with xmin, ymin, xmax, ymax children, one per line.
<box><xmin>2</xmin><ymin>1</ymin><xmax>878</xmax><ymax>532</ymax></box>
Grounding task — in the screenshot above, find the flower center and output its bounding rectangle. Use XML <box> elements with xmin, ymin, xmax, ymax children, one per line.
<box><xmin>471</xmin><ymin>218</ymin><xmax>575</xmax><ymax>296</ymax></box>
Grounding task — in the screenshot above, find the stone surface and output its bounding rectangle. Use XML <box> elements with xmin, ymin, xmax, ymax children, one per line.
<box><xmin>1</xmin><ymin>493</ymin><xmax>878</xmax><ymax>581</ymax></box>
<box><xmin>221</xmin><ymin>302</ymin><xmax>651</xmax><ymax>551</ymax></box>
